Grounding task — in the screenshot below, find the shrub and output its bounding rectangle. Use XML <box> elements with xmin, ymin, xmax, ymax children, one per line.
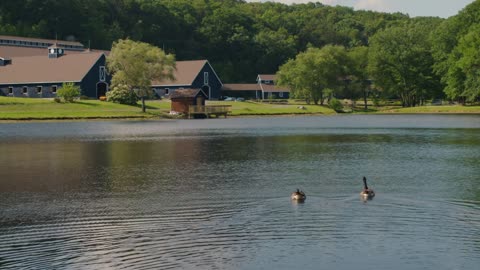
<box><xmin>57</xmin><ymin>82</ymin><xmax>80</xmax><ymax>102</ymax></box>
<box><xmin>106</xmin><ymin>84</ymin><xmax>138</xmax><ymax>105</ymax></box>
<box><xmin>329</xmin><ymin>98</ymin><xmax>344</xmax><ymax>112</ymax></box>
<box><xmin>53</xmin><ymin>97</ymin><xmax>61</xmax><ymax>103</ymax></box>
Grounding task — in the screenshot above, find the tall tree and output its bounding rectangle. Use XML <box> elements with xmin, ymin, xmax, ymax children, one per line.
<box><xmin>431</xmin><ymin>0</ymin><xmax>480</xmax><ymax>103</ymax></box>
<box><xmin>107</xmin><ymin>39</ymin><xmax>175</xmax><ymax>112</ymax></box>
<box><xmin>368</xmin><ymin>21</ymin><xmax>440</xmax><ymax>107</ymax></box>
<box><xmin>277</xmin><ymin>45</ymin><xmax>349</xmax><ymax>105</ymax></box>
<box><xmin>347</xmin><ymin>46</ymin><xmax>371</xmax><ymax>110</ymax></box>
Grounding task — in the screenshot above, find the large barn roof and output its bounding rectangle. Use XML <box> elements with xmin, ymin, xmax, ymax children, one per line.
<box><xmin>0</xmin><ymin>52</ymin><xmax>105</xmax><ymax>84</ymax></box>
<box><xmin>152</xmin><ymin>60</ymin><xmax>222</xmax><ymax>87</ymax></box>
<box><xmin>0</xmin><ymin>35</ymin><xmax>84</xmax><ymax>48</ymax></box>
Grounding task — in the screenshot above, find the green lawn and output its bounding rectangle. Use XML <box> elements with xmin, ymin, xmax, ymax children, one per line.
<box><xmin>209</xmin><ymin>100</ymin><xmax>335</xmax><ymax>116</ymax></box>
<box><xmin>372</xmin><ymin>105</ymin><xmax>480</xmax><ymax>114</ymax></box>
<box><xmin>1</xmin><ymin>97</ymin><xmax>478</xmax><ymax>121</ymax></box>
<box><xmin>0</xmin><ymin>97</ymin><xmax>170</xmax><ymax>120</ymax></box>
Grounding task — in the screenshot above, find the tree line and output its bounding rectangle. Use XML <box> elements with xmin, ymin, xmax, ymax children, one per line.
<box><xmin>1</xmin><ymin>0</ymin><xmax>479</xmax><ymax>106</ymax></box>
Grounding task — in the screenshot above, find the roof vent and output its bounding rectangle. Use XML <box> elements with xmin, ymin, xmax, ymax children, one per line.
<box><xmin>48</xmin><ymin>44</ymin><xmax>64</xmax><ymax>58</ymax></box>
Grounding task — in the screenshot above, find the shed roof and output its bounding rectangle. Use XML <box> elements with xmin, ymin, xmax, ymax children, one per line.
<box><xmin>0</xmin><ymin>52</ymin><xmax>105</xmax><ymax>84</ymax></box>
<box><xmin>169</xmin><ymin>88</ymin><xmax>207</xmax><ymax>99</ymax></box>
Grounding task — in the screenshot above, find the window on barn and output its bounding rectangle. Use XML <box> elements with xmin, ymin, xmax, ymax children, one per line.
<box><xmin>37</xmin><ymin>86</ymin><xmax>42</xmax><ymax>94</ymax></box>
<box><xmin>279</xmin><ymin>92</ymin><xmax>283</xmax><ymax>98</ymax></box>
<box><xmin>165</xmin><ymin>88</ymin><xmax>169</xmax><ymax>95</ymax></box>
<box><xmin>22</xmin><ymin>86</ymin><xmax>28</xmax><ymax>95</ymax></box>
<box><xmin>52</xmin><ymin>85</ymin><xmax>57</xmax><ymax>94</ymax></box>
<box><xmin>204</xmin><ymin>72</ymin><xmax>209</xmax><ymax>85</ymax></box>
<box><xmin>8</xmin><ymin>87</ymin><xmax>13</xmax><ymax>95</ymax></box>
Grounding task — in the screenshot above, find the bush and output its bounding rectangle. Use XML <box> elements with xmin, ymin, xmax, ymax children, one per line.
<box><xmin>53</xmin><ymin>97</ymin><xmax>61</xmax><ymax>103</ymax></box>
<box><xmin>57</xmin><ymin>82</ymin><xmax>80</xmax><ymax>102</ymax></box>
<box><xmin>106</xmin><ymin>84</ymin><xmax>138</xmax><ymax>105</ymax></box>
<box><xmin>329</xmin><ymin>98</ymin><xmax>344</xmax><ymax>112</ymax></box>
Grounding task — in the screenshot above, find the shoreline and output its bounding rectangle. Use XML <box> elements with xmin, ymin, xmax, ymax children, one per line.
<box><xmin>1</xmin><ymin>111</ymin><xmax>480</xmax><ymax>123</ymax></box>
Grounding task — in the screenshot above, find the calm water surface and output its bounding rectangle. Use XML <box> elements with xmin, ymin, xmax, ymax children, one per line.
<box><xmin>1</xmin><ymin>115</ymin><xmax>479</xmax><ymax>269</ymax></box>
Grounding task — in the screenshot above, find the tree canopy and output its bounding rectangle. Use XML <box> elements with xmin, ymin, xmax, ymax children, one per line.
<box><xmin>107</xmin><ymin>39</ymin><xmax>175</xmax><ymax>112</ymax></box>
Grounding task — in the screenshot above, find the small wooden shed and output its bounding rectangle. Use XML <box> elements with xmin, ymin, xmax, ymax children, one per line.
<box><xmin>170</xmin><ymin>88</ymin><xmax>208</xmax><ymax>114</ymax></box>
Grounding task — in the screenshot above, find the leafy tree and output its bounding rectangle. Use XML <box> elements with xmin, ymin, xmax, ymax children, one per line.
<box><xmin>431</xmin><ymin>1</ymin><xmax>480</xmax><ymax>103</ymax></box>
<box><xmin>107</xmin><ymin>39</ymin><xmax>175</xmax><ymax>112</ymax></box>
<box><xmin>368</xmin><ymin>21</ymin><xmax>440</xmax><ymax>107</ymax></box>
<box><xmin>57</xmin><ymin>82</ymin><xmax>80</xmax><ymax>103</ymax></box>
<box><xmin>346</xmin><ymin>46</ymin><xmax>370</xmax><ymax>110</ymax></box>
<box><xmin>277</xmin><ymin>45</ymin><xmax>349</xmax><ymax>105</ymax></box>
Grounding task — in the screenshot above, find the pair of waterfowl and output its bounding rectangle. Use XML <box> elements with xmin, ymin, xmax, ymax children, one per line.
<box><xmin>290</xmin><ymin>176</ymin><xmax>375</xmax><ymax>202</ymax></box>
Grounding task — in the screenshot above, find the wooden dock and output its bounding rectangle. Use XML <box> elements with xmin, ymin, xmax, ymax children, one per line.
<box><xmin>188</xmin><ymin>105</ymin><xmax>232</xmax><ymax>119</ymax></box>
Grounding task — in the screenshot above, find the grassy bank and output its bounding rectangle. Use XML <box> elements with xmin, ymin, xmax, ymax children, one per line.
<box><xmin>0</xmin><ymin>97</ymin><xmax>336</xmax><ymax>120</ymax></box>
<box><xmin>371</xmin><ymin>105</ymin><xmax>480</xmax><ymax>114</ymax></box>
<box><xmin>209</xmin><ymin>100</ymin><xmax>335</xmax><ymax>116</ymax></box>
<box><xmin>0</xmin><ymin>97</ymin><xmax>170</xmax><ymax>120</ymax></box>
<box><xmin>1</xmin><ymin>97</ymin><xmax>479</xmax><ymax>121</ymax></box>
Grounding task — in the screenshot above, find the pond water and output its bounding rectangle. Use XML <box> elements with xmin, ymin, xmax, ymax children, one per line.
<box><xmin>1</xmin><ymin>115</ymin><xmax>480</xmax><ymax>270</ymax></box>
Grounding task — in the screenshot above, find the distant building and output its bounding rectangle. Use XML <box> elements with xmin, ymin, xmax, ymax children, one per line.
<box><xmin>0</xmin><ymin>35</ymin><xmax>109</xmax><ymax>98</ymax></box>
<box><xmin>221</xmin><ymin>74</ymin><xmax>290</xmax><ymax>99</ymax></box>
<box><xmin>152</xmin><ymin>60</ymin><xmax>223</xmax><ymax>100</ymax></box>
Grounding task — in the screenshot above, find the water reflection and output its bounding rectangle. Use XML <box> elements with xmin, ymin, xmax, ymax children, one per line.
<box><xmin>0</xmin><ymin>116</ymin><xmax>479</xmax><ymax>269</ymax></box>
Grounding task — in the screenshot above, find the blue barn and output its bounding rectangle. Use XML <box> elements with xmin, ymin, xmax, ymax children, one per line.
<box><xmin>152</xmin><ymin>60</ymin><xmax>223</xmax><ymax>100</ymax></box>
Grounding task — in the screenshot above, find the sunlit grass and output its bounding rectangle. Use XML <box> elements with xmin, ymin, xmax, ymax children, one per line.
<box><xmin>375</xmin><ymin>105</ymin><xmax>480</xmax><ymax>114</ymax></box>
<box><xmin>0</xmin><ymin>97</ymin><xmax>170</xmax><ymax>120</ymax></box>
<box><xmin>209</xmin><ymin>100</ymin><xmax>336</xmax><ymax>116</ymax></box>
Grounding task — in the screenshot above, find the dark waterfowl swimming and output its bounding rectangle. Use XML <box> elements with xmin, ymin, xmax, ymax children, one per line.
<box><xmin>360</xmin><ymin>176</ymin><xmax>375</xmax><ymax>199</ymax></box>
<box><xmin>291</xmin><ymin>189</ymin><xmax>306</xmax><ymax>202</ymax></box>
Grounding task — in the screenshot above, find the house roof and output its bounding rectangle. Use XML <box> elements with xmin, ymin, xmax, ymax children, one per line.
<box><xmin>0</xmin><ymin>52</ymin><xmax>105</xmax><ymax>84</ymax></box>
<box><xmin>259</xmin><ymin>83</ymin><xmax>290</xmax><ymax>93</ymax></box>
<box><xmin>222</xmin><ymin>83</ymin><xmax>260</xmax><ymax>91</ymax></box>
<box><xmin>257</xmin><ymin>74</ymin><xmax>276</xmax><ymax>81</ymax></box>
<box><xmin>152</xmin><ymin>60</ymin><xmax>222</xmax><ymax>86</ymax></box>
<box><xmin>169</xmin><ymin>88</ymin><xmax>207</xmax><ymax>99</ymax></box>
<box><xmin>0</xmin><ymin>35</ymin><xmax>84</xmax><ymax>47</ymax></box>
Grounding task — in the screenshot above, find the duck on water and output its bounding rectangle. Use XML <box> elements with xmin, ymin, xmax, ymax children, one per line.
<box><xmin>291</xmin><ymin>189</ymin><xmax>306</xmax><ymax>202</ymax></box>
<box><xmin>360</xmin><ymin>176</ymin><xmax>375</xmax><ymax>199</ymax></box>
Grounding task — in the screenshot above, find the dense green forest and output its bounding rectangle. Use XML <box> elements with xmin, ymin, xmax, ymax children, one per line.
<box><xmin>1</xmin><ymin>0</ymin><xmax>479</xmax><ymax>104</ymax></box>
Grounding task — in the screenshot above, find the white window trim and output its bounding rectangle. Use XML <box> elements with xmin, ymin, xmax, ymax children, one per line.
<box><xmin>37</xmin><ymin>86</ymin><xmax>42</xmax><ymax>94</ymax></box>
<box><xmin>279</xmin><ymin>92</ymin><xmax>283</xmax><ymax>98</ymax></box>
<box><xmin>8</xmin><ymin>86</ymin><xmax>13</xmax><ymax>95</ymax></box>
<box><xmin>51</xmin><ymin>85</ymin><xmax>58</xmax><ymax>93</ymax></box>
<box><xmin>165</xmin><ymin>88</ymin><xmax>170</xmax><ymax>95</ymax></box>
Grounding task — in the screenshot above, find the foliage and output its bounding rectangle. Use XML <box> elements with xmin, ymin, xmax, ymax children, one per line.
<box><xmin>57</xmin><ymin>82</ymin><xmax>80</xmax><ymax>103</ymax></box>
<box><xmin>368</xmin><ymin>20</ymin><xmax>441</xmax><ymax>107</ymax></box>
<box><xmin>277</xmin><ymin>45</ymin><xmax>349</xmax><ymax>105</ymax></box>
<box><xmin>431</xmin><ymin>1</ymin><xmax>480</xmax><ymax>103</ymax></box>
<box><xmin>328</xmin><ymin>98</ymin><xmax>344</xmax><ymax>112</ymax></box>
<box><xmin>107</xmin><ymin>39</ymin><xmax>175</xmax><ymax>112</ymax></box>
<box><xmin>0</xmin><ymin>0</ymin><xmax>411</xmax><ymax>83</ymax></box>
<box><xmin>106</xmin><ymin>84</ymin><xmax>138</xmax><ymax>105</ymax></box>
